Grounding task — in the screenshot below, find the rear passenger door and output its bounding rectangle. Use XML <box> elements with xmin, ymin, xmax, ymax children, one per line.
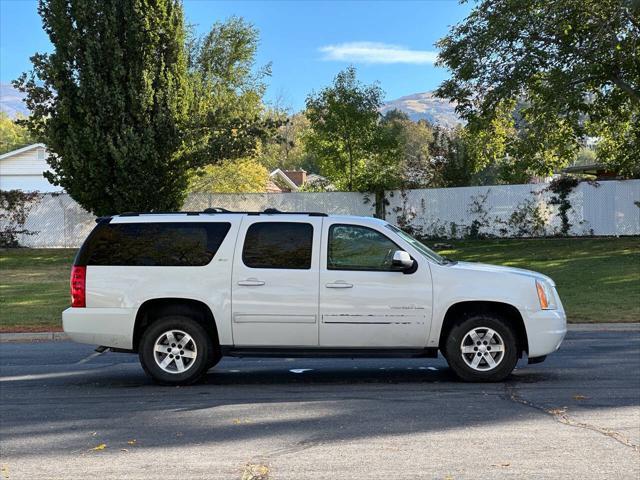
<box><xmin>231</xmin><ymin>217</ymin><xmax>322</xmax><ymax>347</ymax></box>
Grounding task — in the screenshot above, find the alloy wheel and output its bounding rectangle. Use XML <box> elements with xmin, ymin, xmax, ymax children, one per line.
<box><xmin>460</xmin><ymin>327</ymin><xmax>505</xmax><ymax>371</ymax></box>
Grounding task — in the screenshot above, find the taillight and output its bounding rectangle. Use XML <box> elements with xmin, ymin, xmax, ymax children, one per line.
<box><xmin>70</xmin><ymin>265</ymin><xmax>86</xmax><ymax>308</ymax></box>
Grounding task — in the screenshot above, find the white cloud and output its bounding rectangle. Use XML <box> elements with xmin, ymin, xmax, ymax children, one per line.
<box><xmin>319</xmin><ymin>42</ymin><xmax>437</xmax><ymax>65</ymax></box>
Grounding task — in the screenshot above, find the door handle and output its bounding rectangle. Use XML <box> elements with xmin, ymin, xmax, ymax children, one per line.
<box><xmin>325</xmin><ymin>281</ymin><xmax>353</xmax><ymax>289</ymax></box>
<box><xmin>237</xmin><ymin>278</ymin><xmax>265</xmax><ymax>286</ymax></box>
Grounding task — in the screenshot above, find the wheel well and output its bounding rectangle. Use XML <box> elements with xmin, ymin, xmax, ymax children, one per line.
<box><xmin>438</xmin><ymin>301</ymin><xmax>529</xmax><ymax>357</ymax></box>
<box><xmin>133</xmin><ymin>298</ymin><xmax>219</xmax><ymax>352</ymax></box>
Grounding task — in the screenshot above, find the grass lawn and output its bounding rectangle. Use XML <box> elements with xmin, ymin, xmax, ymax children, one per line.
<box><xmin>437</xmin><ymin>237</ymin><xmax>640</xmax><ymax>323</ymax></box>
<box><xmin>1</xmin><ymin>249</ymin><xmax>76</xmax><ymax>331</ymax></box>
<box><xmin>0</xmin><ymin>237</ymin><xmax>638</xmax><ymax>331</ymax></box>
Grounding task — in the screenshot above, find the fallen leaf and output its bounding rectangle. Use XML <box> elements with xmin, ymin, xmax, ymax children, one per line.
<box><xmin>492</xmin><ymin>462</ymin><xmax>511</xmax><ymax>467</ymax></box>
<box><xmin>120</xmin><ymin>449</ymin><xmax>128</xmax><ymax>453</ymax></box>
<box><xmin>91</xmin><ymin>444</ymin><xmax>107</xmax><ymax>451</ymax></box>
<box><xmin>241</xmin><ymin>463</ymin><xmax>269</xmax><ymax>480</ymax></box>
<box><xmin>572</xmin><ymin>394</ymin><xmax>589</xmax><ymax>401</ymax></box>
<box><xmin>233</xmin><ymin>418</ymin><xmax>251</xmax><ymax>425</ymax></box>
<box><xmin>127</xmin><ymin>439</ymin><xmax>137</xmax><ymax>445</ymax></box>
<box><xmin>548</xmin><ymin>407</ymin><xmax>567</xmax><ymax>415</ymax></box>
<box><xmin>1</xmin><ymin>464</ymin><xmax>9</xmax><ymax>479</ymax></box>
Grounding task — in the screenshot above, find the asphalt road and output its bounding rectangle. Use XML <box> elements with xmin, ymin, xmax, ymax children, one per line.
<box><xmin>1</xmin><ymin>330</ymin><xmax>639</xmax><ymax>480</ymax></box>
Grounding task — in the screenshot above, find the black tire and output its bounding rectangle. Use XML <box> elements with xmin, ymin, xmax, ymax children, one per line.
<box><xmin>139</xmin><ymin>315</ymin><xmax>213</xmax><ymax>385</ymax></box>
<box><xmin>444</xmin><ymin>314</ymin><xmax>519</xmax><ymax>382</ymax></box>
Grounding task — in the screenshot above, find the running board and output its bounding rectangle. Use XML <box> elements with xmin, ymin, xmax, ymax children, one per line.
<box><xmin>220</xmin><ymin>346</ymin><xmax>439</xmax><ymax>359</ymax></box>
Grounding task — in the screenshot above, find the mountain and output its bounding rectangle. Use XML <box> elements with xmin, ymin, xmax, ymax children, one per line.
<box><xmin>0</xmin><ymin>83</ymin><xmax>29</xmax><ymax>118</ymax></box>
<box><xmin>381</xmin><ymin>91</ymin><xmax>461</xmax><ymax>128</ymax></box>
<box><xmin>1</xmin><ymin>83</ymin><xmax>461</xmax><ymax>128</ymax></box>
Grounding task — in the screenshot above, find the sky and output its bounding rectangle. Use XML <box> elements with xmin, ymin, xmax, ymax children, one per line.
<box><xmin>0</xmin><ymin>0</ymin><xmax>472</xmax><ymax>111</ymax></box>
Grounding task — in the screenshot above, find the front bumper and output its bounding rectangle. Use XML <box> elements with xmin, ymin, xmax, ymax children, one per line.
<box><xmin>62</xmin><ymin>307</ymin><xmax>135</xmax><ymax>350</ymax></box>
<box><xmin>523</xmin><ymin>308</ymin><xmax>567</xmax><ymax>358</ymax></box>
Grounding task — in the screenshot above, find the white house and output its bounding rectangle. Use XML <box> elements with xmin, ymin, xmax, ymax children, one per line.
<box><xmin>0</xmin><ymin>143</ymin><xmax>60</xmax><ymax>192</ymax></box>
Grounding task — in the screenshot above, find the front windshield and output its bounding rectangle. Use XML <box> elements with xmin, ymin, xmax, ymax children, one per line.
<box><xmin>385</xmin><ymin>224</ymin><xmax>447</xmax><ymax>264</ymax></box>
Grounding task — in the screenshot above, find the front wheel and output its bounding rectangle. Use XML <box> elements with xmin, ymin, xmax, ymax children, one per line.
<box><xmin>444</xmin><ymin>314</ymin><xmax>519</xmax><ymax>382</ymax></box>
<box><xmin>139</xmin><ymin>315</ymin><xmax>213</xmax><ymax>385</ymax></box>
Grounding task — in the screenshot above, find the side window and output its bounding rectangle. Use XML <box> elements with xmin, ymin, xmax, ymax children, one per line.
<box><xmin>242</xmin><ymin>222</ymin><xmax>313</xmax><ymax>269</ymax></box>
<box><xmin>76</xmin><ymin>222</ymin><xmax>231</xmax><ymax>266</ymax></box>
<box><xmin>328</xmin><ymin>224</ymin><xmax>399</xmax><ymax>271</ymax></box>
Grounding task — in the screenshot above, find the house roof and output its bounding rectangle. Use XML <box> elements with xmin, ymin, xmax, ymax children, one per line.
<box><xmin>0</xmin><ymin>143</ymin><xmax>47</xmax><ymax>161</ymax></box>
<box><xmin>269</xmin><ymin>168</ymin><xmax>300</xmax><ymax>191</ymax></box>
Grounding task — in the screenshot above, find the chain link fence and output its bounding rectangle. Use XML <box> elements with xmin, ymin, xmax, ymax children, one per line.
<box><xmin>3</xmin><ymin>180</ymin><xmax>639</xmax><ymax>247</ymax></box>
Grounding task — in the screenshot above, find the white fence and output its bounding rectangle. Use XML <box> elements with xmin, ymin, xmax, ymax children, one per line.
<box><xmin>5</xmin><ymin>180</ymin><xmax>640</xmax><ymax>248</ymax></box>
<box><xmin>386</xmin><ymin>180</ymin><xmax>640</xmax><ymax>238</ymax></box>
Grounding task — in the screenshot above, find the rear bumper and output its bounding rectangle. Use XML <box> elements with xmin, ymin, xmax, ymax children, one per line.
<box><xmin>62</xmin><ymin>307</ymin><xmax>135</xmax><ymax>350</ymax></box>
<box><xmin>524</xmin><ymin>309</ymin><xmax>567</xmax><ymax>358</ymax></box>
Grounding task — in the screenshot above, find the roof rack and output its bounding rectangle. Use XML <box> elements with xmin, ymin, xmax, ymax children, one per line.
<box><xmin>114</xmin><ymin>208</ymin><xmax>328</xmax><ymax>217</ymax></box>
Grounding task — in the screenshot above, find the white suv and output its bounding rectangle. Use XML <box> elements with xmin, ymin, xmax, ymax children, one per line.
<box><xmin>63</xmin><ymin>209</ymin><xmax>567</xmax><ymax>385</ymax></box>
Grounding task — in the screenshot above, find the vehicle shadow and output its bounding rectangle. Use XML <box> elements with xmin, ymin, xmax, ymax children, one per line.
<box><xmin>1</xmin><ymin>332</ymin><xmax>638</xmax><ymax>458</ymax></box>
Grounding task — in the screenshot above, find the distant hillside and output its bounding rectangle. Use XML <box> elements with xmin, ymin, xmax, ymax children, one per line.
<box><xmin>1</xmin><ymin>83</ymin><xmax>461</xmax><ymax>128</ymax></box>
<box><xmin>0</xmin><ymin>83</ymin><xmax>29</xmax><ymax>118</ymax></box>
<box><xmin>381</xmin><ymin>91</ymin><xmax>461</xmax><ymax>128</ymax></box>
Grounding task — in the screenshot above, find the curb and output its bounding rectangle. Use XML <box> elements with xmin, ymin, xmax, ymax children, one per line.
<box><xmin>567</xmin><ymin>323</ymin><xmax>640</xmax><ymax>332</ymax></box>
<box><xmin>1</xmin><ymin>323</ymin><xmax>638</xmax><ymax>343</ymax></box>
<box><xmin>0</xmin><ymin>332</ymin><xmax>69</xmax><ymax>342</ymax></box>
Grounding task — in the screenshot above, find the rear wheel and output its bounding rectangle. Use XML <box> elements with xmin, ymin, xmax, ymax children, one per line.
<box><xmin>139</xmin><ymin>315</ymin><xmax>213</xmax><ymax>385</ymax></box>
<box><xmin>444</xmin><ymin>314</ymin><xmax>518</xmax><ymax>382</ymax></box>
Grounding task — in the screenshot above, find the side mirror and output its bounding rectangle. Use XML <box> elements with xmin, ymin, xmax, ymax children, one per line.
<box><xmin>391</xmin><ymin>250</ymin><xmax>414</xmax><ymax>270</ymax></box>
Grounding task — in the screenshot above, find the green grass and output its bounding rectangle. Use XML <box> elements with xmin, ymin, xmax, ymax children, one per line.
<box><xmin>436</xmin><ymin>237</ymin><xmax>640</xmax><ymax>323</ymax></box>
<box><xmin>0</xmin><ymin>249</ymin><xmax>76</xmax><ymax>331</ymax></box>
<box><xmin>0</xmin><ymin>238</ymin><xmax>638</xmax><ymax>330</ymax></box>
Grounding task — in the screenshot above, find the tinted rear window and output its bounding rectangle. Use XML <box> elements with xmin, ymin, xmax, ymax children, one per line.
<box><xmin>242</xmin><ymin>222</ymin><xmax>313</xmax><ymax>269</ymax></box>
<box><xmin>76</xmin><ymin>222</ymin><xmax>231</xmax><ymax>266</ymax></box>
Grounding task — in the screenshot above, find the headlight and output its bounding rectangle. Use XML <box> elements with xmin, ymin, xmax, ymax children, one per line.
<box><xmin>536</xmin><ymin>280</ymin><xmax>557</xmax><ymax>310</ymax></box>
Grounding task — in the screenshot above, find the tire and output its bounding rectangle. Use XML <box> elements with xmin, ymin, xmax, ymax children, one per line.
<box><xmin>444</xmin><ymin>314</ymin><xmax>519</xmax><ymax>382</ymax></box>
<box><xmin>139</xmin><ymin>315</ymin><xmax>213</xmax><ymax>385</ymax></box>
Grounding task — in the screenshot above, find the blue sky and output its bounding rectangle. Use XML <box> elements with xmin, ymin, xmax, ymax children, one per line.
<box><xmin>0</xmin><ymin>0</ymin><xmax>472</xmax><ymax>111</ymax></box>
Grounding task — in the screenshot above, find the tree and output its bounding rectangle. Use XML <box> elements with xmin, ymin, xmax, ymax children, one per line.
<box><xmin>258</xmin><ymin>113</ymin><xmax>320</xmax><ymax>173</ymax></box>
<box><xmin>183</xmin><ymin>17</ymin><xmax>283</xmax><ymax>166</ymax></box>
<box><xmin>188</xmin><ymin>158</ymin><xmax>269</xmax><ymax>193</ymax></box>
<box><xmin>0</xmin><ymin>112</ymin><xmax>34</xmax><ymax>155</ymax></box>
<box><xmin>14</xmin><ymin>0</ymin><xmax>189</xmax><ymax>216</ymax></box>
<box><xmin>379</xmin><ymin>110</ymin><xmax>434</xmax><ymax>188</ymax></box>
<box><xmin>436</xmin><ymin>0</ymin><xmax>640</xmax><ymax>178</ymax></box>
<box><xmin>304</xmin><ymin>67</ymin><xmax>393</xmax><ymax>191</ymax></box>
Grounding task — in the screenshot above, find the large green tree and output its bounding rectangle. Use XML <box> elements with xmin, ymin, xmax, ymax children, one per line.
<box><xmin>14</xmin><ymin>0</ymin><xmax>190</xmax><ymax>216</ymax></box>
<box><xmin>437</xmin><ymin>0</ymin><xmax>640</xmax><ymax>178</ymax></box>
<box><xmin>379</xmin><ymin>110</ymin><xmax>434</xmax><ymax>188</ymax></box>
<box><xmin>304</xmin><ymin>67</ymin><xmax>396</xmax><ymax>191</ymax></box>
<box><xmin>184</xmin><ymin>17</ymin><xmax>282</xmax><ymax>166</ymax></box>
<box><xmin>258</xmin><ymin>113</ymin><xmax>319</xmax><ymax>173</ymax></box>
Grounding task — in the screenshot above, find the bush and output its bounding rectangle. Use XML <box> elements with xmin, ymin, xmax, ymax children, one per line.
<box><xmin>0</xmin><ymin>190</ymin><xmax>41</xmax><ymax>247</ymax></box>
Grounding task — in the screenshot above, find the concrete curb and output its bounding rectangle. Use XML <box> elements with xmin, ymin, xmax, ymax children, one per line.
<box><xmin>567</xmin><ymin>323</ymin><xmax>640</xmax><ymax>332</ymax></box>
<box><xmin>1</xmin><ymin>323</ymin><xmax>638</xmax><ymax>343</ymax></box>
<box><xmin>0</xmin><ymin>332</ymin><xmax>69</xmax><ymax>342</ymax></box>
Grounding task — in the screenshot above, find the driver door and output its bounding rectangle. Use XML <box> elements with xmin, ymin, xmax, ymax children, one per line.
<box><xmin>319</xmin><ymin>220</ymin><xmax>431</xmax><ymax>348</ymax></box>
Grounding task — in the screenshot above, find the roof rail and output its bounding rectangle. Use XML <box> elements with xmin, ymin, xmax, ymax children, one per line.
<box><xmin>114</xmin><ymin>208</ymin><xmax>328</xmax><ymax>217</ymax></box>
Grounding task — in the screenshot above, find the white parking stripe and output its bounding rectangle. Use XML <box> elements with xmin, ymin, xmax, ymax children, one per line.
<box><xmin>0</xmin><ymin>370</ymin><xmax>93</xmax><ymax>382</ymax></box>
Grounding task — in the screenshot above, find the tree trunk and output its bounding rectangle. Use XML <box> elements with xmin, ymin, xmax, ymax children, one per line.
<box><xmin>374</xmin><ymin>190</ymin><xmax>386</xmax><ymax>219</ymax></box>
